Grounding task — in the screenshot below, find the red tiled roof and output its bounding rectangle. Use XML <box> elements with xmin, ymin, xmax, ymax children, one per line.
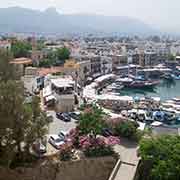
<box><xmin>37</xmin><ymin>67</ymin><xmax>64</xmax><ymax>76</ymax></box>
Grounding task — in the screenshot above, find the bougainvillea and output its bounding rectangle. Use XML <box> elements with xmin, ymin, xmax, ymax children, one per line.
<box><xmin>78</xmin><ymin>135</ymin><xmax>119</xmax><ymax>157</ymax></box>
<box><xmin>105</xmin><ymin>136</ymin><xmax>120</xmax><ymax>146</ymax></box>
<box><xmin>59</xmin><ymin>142</ymin><xmax>73</xmax><ymax>161</ymax></box>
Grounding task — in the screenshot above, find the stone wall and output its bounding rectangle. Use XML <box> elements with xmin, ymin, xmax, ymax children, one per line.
<box><xmin>0</xmin><ymin>156</ymin><xmax>117</xmax><ymax>180</ymax></box>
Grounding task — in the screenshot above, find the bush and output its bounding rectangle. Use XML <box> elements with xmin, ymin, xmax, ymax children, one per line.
<box><xmin>79</xmin><ymin>136</ymin><xmax>115</xmax><ymax>157</ymax></box>
<box><xmin>114</xmin><ymin>120</ymin><xmax>138</xmax><ymax>139</ymax></box>
<box><xmin>138</xmin><ymin>135</ymin><xmax>180</xmax><ymax>180</ymax></box>
<box><xmin>59</xmin><ymin>143</ymin><xmax>73</xmax><ymax>161</ymax></box>
<box><xmin>68</xmin><ymin>128</ymin><xmax>80</xmax><ymax>148</ymax></box>
<box><xmin>84</xmin><ymin>145</ymin><xmax>114</xmax><ymax>157</ymax></box>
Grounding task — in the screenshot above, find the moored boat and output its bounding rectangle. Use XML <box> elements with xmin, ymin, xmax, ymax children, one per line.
<box><xmin>127</xmin><ymin>80</ymin><xmax>160</xmax><ymax>88</ymax></box>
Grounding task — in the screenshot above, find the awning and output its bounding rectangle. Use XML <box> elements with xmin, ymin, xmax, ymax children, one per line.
<box><xmin>45</xmin><ymin>95</ymin><xmax>56</xmax><ymax>102</ymax></box>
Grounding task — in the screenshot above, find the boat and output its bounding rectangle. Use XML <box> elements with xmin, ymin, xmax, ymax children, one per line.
<box><xmin>162</xmin><ymin>73</ymin><xmax>174</xmax><ymax>81</ymax></box>
<box><xmin>171</xmin><ymin>74</ymin><xmax>180</xmax><ymax>80</ymax></box>
<box><xmin>127</xmin><ymin>80</ymin><xmax>159</xmax><ymax>88</ymax></box>
<box><xmin>172</xmin><ymin>98</ymin><xmax>180</xmax><ymax>103</ymax></box>
<box><xmin>116</xmin><ymin>77</ymin><xmax>133</xmax><ymax>87</ymax></box>
<box><xmin>106</xmin><ymin>83</ymin><xmax>124</xmax><ymax>91</ymax></box>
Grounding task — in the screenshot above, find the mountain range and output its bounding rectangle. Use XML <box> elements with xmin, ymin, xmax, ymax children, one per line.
<box><xmin>0</xmin><ymin>7</ymin><xmax>158</xmax><ymax>36</ymax></box>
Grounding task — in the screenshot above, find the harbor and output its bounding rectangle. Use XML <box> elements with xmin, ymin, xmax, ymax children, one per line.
<box><xmin>83</xmin><ymin>71</ymin><xmax>180</xmax><ymax>133</ymax></box>
<box><xmin>119</xmin><ymin>79</ymin><xmax>180</xmax><ymax>101</ymax></box>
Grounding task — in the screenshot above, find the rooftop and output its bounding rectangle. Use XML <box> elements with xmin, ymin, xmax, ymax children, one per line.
<box><xmin>0</xmin><ymin>40</ymin><xmax>11</xmax><ymax>45</ymax></box>
<box><xmin>10</xmin><ymin>57</ymin><xmax>33</xmax><ymax>65</ymax></box>
<box><xmin>38</xmin><ymin>67</ymin><xmax>63</xmax><ymax>76</ymax></box>
<box><xmin>94</xmin><ymin>74</ymin><xmax>115</xmax><ymax>83</ymax></box>
<box><xmin>51</xmin><ymin>77</ymin><xmax>75</xmax><ymax>88</ymax></box>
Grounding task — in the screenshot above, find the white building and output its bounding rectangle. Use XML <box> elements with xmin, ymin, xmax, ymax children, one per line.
<box><xmin>101</xmin><ymin>56</ymin><xmax>112</xmax><ymax>75</ymax></box>
<box><xmin>0</xmin><ymin>40</ymin><xmax>11</xmax><ymax>50</ymax></box>
<box><xmin>43</xmin><ymin>76</ymin><xmax>75</xmax><ymax>112</ymax></box>
<box><xmin>170</xmin><ymin>45</ymin><xmax>180</xmax><ymax>56</ymax></box>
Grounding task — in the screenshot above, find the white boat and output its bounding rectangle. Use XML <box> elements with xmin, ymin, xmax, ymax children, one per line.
<box><xmin>116</xmin><ymin>77</ymin><xmax>133</xmax><ymax>83</ymax></box>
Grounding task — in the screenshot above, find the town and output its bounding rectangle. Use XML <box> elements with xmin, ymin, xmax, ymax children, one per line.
<box><xmin>0</xmin><ymin>34</ymin><xmax>180</xmax><ymax>180</ymax></box>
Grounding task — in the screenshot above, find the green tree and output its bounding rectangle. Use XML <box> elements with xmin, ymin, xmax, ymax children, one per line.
<box><xmin>39</xmin><ymin>59</ymin><xmax>52</xmax><ymax>68</ymax></box>
<box><xmin>78</xmin><ymin>105</ymin><xmax>106</xmax><ymax>137</ymax></box>
<box><xmin>24</xmin><ymin>96</ymin><xmax>52</xmax><ymax>156</ymax></box>
<box><xmin>168</xmin><ymin>54</ymin><xmax>175</xmax><ymax>61</ymax></box>
<box><xmin>0</xmin><ymin>49</ymin><xmax>16</xmax><ymax>82</ymax></box>
<box><xmin>138</xmin><ymin>135</ymin><xmax>180</xmax><ymax>180</ymax></box>
<box><xmin>11</xmin><ymin>40</ymin><xmax>32</xmax><ymax>58</ymax></box>
<box><xmin>114</xmin><ymin>120</ymin><xmax>138</xmax><ymax>138</ymax></box>
<box><xmin>0</xmin><ymin>80</ymin><xmax>29</xmax><ymax>166</ymax></box>
<box><xmin>56</xmin><ymin>47</ymin><xmax>70</xmax><ymax>63</ymax></box>
<box><xmin>0</xmin><ymin>51</ymin><xmax>51</xmax><ymax>167</ymax></box>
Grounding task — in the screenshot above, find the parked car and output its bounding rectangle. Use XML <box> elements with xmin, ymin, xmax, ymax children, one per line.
<box><xmin>48</xmin><ymin>135</ymin><xmax>65</xmax><ymax>149</ymax></box>
<box><xmin>56</xmin><ymin>112</ymin><xmax>71</xmax><ymax>122</ymax></box>
<box><xmin>32</xmin><ymin>141</ymin><xmax>46</xmax><ymax>154</ymax></box>
<box><xmin>68</xmin><ymin>111</ymin><xmax>81</xmax><ymax>120</ymax></box>
<box><xmin>101</xmin><ymin>128</ymin><xmax>114</xmax><ymax>137</ymax></box>
<box><xmin>58</xmin><ymin>131</ymin><xmax>71</xmax><ymax>142</ymax></box>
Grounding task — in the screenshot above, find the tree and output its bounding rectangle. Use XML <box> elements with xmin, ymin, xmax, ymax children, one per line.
<box><xmin>56</xmin><ymin>47</ymin><xmax>70</xmax><ymax>63</ymax></box>
<box><xmin>0</xmin><ymin>49</ymin><xmax>16</xmax><ymax>82</ymax></box>
<box><xmin>11</xmin><ymin>40</ymin><xmax>32</xmax><ymax>58</ymax></box>
<box><xmin>168</xmin><ymin>54</ymin><xmax>175</xmax><ymax>61</ymax></box>
<box><xmin>0</xmin><ymin>51</ymin><xmax>51</xmax><ymax>167</ymax></box>
<box><xmin>78</xmin><ymin>105</ymin><xmax>106</xmax><ymax>137</ymax></box>
<box><xmin>24</xmin><ymin>96</ymin><xmax>52</xmax><ymax>156</ymax></box>
<box><xmin>114</xmin><ymin>120</ymin><xmax>138</xmax><ymax>138</ymax></box>
<box><xmin>39</xmin><ymin>58</ymin><xmax>52</xmax><ymax>68</ymax></box>
<box><xmin>0</xmin><ymin>80</ymin><xmax>29</xmax><ymax>166</ymax></box>
<box><xmin>138</xmin><ymin>135</ymin><xmax>180</xmax><ymax>180</ymax></box>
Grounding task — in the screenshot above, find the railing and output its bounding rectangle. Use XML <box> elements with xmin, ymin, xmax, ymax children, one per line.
<box><xmin>108</xmin><ymin>159</ymin><xmax>121</xmax><ymax>180</ymax></box>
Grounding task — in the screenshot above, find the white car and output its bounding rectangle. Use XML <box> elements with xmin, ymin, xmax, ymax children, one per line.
<box><xmin>58</xmin><ymin>131</ymin><xmax>71</xmax><ymax>142</ymax></box>
<box><xmin>58</xmin><ymin>131</ymin><xmax>68</xmax><ymax>140</ymax></box>
<box><xmin>48</xmin><ymin>135</ymin><xmax>65</xmax><ymax>149</ymax></box>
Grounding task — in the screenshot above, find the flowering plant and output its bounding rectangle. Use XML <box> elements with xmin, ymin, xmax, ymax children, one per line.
<box><xmin>59</xmin><ymin>142</ymin><xmax>73</xmax><ymax>161</ymax></box>
<box><xmin>68</xmin><ymin>128</ymin><xmax>80</xmax><ymax>148</ymax></box>
<box><xmin>79</xmin><ymin>135</ymin><xmax>115</xmax><ymax>157</ymax></box>
<box><xmin>105</xmin><ymin>136</ymin><xmax>120</xmax><ymax>146</ymax></box>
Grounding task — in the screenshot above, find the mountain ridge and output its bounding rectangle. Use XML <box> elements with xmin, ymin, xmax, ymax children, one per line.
<box><xmin>0</xmin><ymin>7</ymin><xmax>158</xmax><ymax>35</ymax></box>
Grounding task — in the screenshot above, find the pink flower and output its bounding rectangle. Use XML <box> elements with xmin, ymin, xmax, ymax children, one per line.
<box><xmin>105</xmin><ymin>136</ymin><xmax>120</xmax><ymax>145</ymax></box>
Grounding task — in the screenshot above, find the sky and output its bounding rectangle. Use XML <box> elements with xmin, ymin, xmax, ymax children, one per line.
<box><xmin>0</xmin><ymin>0</ymin><xmax>179</xmax><ymax>32</ymax></box>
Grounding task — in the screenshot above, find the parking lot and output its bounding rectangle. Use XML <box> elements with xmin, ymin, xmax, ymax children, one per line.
<box><xmin>45</xmin><ymin>110</ymin><xmax>77</xmax><ymax>155</ymax></box>
<box><xmin>47</xmin><ymin>110</ymin><xmax>77</xmax><ymax>134</ymax></box>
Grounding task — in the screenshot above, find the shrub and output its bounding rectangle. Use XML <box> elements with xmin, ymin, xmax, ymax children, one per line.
<box><xmin>78</xmin><ymin>105</ymin><xmax>106</xmax><ymax>137</ymax></box>
<box><xmin>59</xmin><ymin>142</ymin><xmax>73</xmax><ymax>161</ymax></box>
<box><xmin>105</xmin><ymin>136</ymin><xmax>120</xmax><ymax>145</ymax></box>
<box><xmin>84</xmin><ymin>145</ymin><xmax>114</xmax><ymax>157</ymax></box>
<box><xmin>114</xmin><ymin>120</ymin><xmax>138</xmax><ymax>139</ymax></box>
<box><xmin>68</xmin><ymin>128</ymin><xmax>80</xmax><ymax>148</ymax></box>
<box><xmin>79</xmin><ymin>136</ymin><xmax>115</xmax><ymax>157</ymax></box>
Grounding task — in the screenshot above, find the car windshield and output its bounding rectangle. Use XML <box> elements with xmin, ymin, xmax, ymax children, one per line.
<box><xmin>59</xmin><ymin>133</ymin><xmax>65</xmax><ymax>138</ymax></box>
<box><xmin>55</xmin><ymin>138</ymin><xmax>62</xmax><ymax>142</ymax></box>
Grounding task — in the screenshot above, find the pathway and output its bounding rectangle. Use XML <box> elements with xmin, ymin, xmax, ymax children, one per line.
<box><xmin>109</xmin><ymin>138</ymin><xmax>140</xmax><ymax>180</ymax></box>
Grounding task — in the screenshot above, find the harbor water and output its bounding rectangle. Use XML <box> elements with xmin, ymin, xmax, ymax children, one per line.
<box><xmin>119</xmin><ymin>80</ymin><xmax>180</xmax><ymax>101</ymax></box>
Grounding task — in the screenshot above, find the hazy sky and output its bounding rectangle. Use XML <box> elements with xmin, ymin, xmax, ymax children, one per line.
<box><xmin>0</xmin><ymin>0</ymin><xmax>179</xmax><ymax>31</ymax></box>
